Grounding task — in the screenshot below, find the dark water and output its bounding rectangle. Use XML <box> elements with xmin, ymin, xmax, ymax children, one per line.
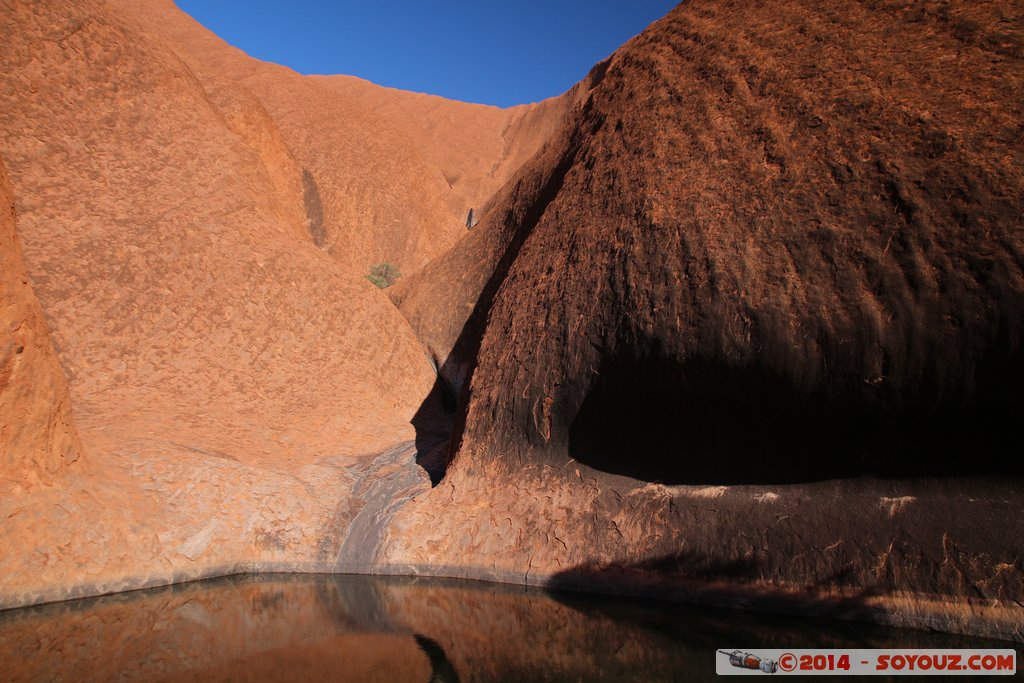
<box><xmin>0</xmin><ymin>574</ymin><xmax>1018</xmax><ymax>682</ymax></box>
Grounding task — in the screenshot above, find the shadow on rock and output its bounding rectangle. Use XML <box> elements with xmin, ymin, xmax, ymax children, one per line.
<box><xmin>411</xmin><ymin>374</ymin><xmax>456</xmax><ymax>486</ymax></box>
<box><xmin>547</xmin><ymin>556</ymin><xmax>883</xmax><ymax>620</ymax></box>
<box><xmin>566</xmin><ymin>347</ymin><xmax>1024</xmax><ymax>485</ymax></box>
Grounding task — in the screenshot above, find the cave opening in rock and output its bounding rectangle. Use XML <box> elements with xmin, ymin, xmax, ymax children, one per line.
<box><xmin>566</xmin><ymin>350</ymin><xmax>1022</xmax><ymax>485</ymax></box>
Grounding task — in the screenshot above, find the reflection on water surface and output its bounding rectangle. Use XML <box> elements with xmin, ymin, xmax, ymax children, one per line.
<box><xmin>0</xmin><ymin>574</ymin><xmax>1017</xmax><ymax>682</ymax></box>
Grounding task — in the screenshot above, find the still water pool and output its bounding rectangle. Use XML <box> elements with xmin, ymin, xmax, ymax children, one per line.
<box><xmin>0</xmin><ymin>574</ymin><xmax>1017</xmax><ymax>682</ymax></box>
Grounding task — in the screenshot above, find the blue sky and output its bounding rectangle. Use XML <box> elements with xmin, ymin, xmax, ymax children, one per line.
<box><xmin>175</xmin><ymin>1</ymin><xmax>679</xmax><ymax>107</ymax></box>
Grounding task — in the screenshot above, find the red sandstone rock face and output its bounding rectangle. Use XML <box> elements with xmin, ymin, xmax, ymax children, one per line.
<box><xmin>389</xmin><ymin>65</ymin><xmax>604</xmax><ymax>388</ymax></box>
<box><xmin>1</xmin><ymin>0</ymin><xmax>1022</xmax><ymax>643</ymax></box>
<box><xmin>0</xmin><ymin>159</ymin><xmax>82</xmax><ymax>487</ymax></box>
<box><xmin>0</xmin><ymin>0</ymin><xmax>444</xmax><ymax>604</ymax></box>
<box><xmin>112</xmin><ymin>0</ymin><xmax>560</xmax><ymax>278</ymax></box>
<box><xmin>399</xmin><ymin>1</ymin><xmax>1024</xmax><ymax>471</ymax></box>
<box><xmin>385</xmin><ymin>0</ymin><xmax>1024</xmax><ymax>639</ymax></box>
<box><xmin>0</xmin><ymin>0</ymin><xmax>434</xmax><ymax>468</ymax></box>
<box><xmin>0</xmin><ymin>0</ymin><xmax>557</xmax><ymax>611</ymax></box>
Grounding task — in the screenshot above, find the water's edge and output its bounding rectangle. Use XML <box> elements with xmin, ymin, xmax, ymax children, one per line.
<box><xmin>2</xmin><ymin>442</ymin><xmax>1020</xmax><ymax>644</ymax></box>
<box><xmin>2</xmin><ymin>559</ymin><xmax>1021</xmax><ymax>644</ymax></box>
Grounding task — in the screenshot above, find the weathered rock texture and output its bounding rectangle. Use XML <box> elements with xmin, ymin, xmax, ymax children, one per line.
<box><xmin>0</xmin><ymin>0</ymin><xmax>1022</xmax><ymax>643</ymax></box>
<box><xmin>0</xmin><ymin>158</ymin><xmax>82</xmax><ymax>487</ymax></box>
<box><xmin>1</xmin><ymin>0</ymin><xmax>427</xmax><ymax>468</ymax></box>
<box><xmin>113</xmin><ymin>0</ymin><xmax>563</xmax><ymax>277</ymax></box>
<box><xmin>0</xmin><ymin>0</ymin><xmax>437</xmax><ymax>605</ymax></box>
<box><xmin>0</xmin><ymin>0</ymin><xmax>559</xmax><ymax>610</ymax></box>
<box><xmin>384</xmin><ymin>0</ymin><xmax>1024</xmax><ymax>641</ymax></box>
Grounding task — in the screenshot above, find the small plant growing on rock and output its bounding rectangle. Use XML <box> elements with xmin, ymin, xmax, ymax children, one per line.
<box><xmin>366</xmin><ymin>262</ymin><xmax>400</xmax><ymax>288</ymax></box>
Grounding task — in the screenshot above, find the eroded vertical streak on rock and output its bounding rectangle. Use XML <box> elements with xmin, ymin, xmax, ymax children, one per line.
<box><xmin>335</xmin><ymin>442</ymin><xmax>431</xmax><ymax>573</ymax></box>
<box><xmin>302</xmin><ymin>168</ymin><xmax>327</xmax><ymax>248</ymax></box>
<box><xmin>0</xmin><ymin>157</ymin><xmax>82</xmax><ymax>486</ymax></box>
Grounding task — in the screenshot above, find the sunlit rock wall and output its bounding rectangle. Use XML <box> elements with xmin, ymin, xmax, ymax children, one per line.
<box><xmin>0</xmin><ymin>157</ymin><xmax>82</xmax><ymax>487</ymax></box>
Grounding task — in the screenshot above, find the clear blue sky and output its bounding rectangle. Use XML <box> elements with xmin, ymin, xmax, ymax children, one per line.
<box><xmin>175</xmin><ymin>1</ymin><xmax>679</xmax><ymax>107</ymax></box>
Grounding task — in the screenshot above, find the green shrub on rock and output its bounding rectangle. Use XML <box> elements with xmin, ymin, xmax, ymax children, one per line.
<box><xmin>366</xmin><ymin>262</ymin><xmax>400</xmax><ymax>288</ymax></box>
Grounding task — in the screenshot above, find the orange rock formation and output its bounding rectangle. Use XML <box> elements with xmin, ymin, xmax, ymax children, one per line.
<box><xmin>1</xmin><ymin>0</ymin><xmax>1021</xmax><ymax>642</ymax></box>
<box><xmin>0</xmin><ymin>0</ymin><xmax>556</xmax><ymax>609</ymax></box>
<box><xmin>386</xmin><ymin>0</ymin><xmax>1024</xmax><ymax>640</ymax></box>
<box><xmin>0</xmin><ymin>159</ymin><xmax>82</xmax><ymax>487</ymax></box>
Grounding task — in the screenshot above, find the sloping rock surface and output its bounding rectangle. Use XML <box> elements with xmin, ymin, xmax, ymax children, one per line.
<box><xmin>0</xmin><ymin>0</ymin><xmax>565</xmax><ymax>610</ymax></box>
<box><xmin>0</xmin><ymin>0</ymin><xmax>1021</xmax><ymax>642</ymax></box>
<box><xmin>385</xmin><ymin>0</ymin><xmax>1024</xmax><ymax>640</ymax></box>
<box><xmin>0</xmin><ymin>0</ymin><xmax>441</xmax><ymax>469</ymax></box>
<box><xmin>0</xmin><ymin>0</ymin><xmax>441</xmax><ymax>603</ymax></box>
<box><xmin>0</xmin><ymin>158</ymin><xmax>82</xmax><ymax>487</ymax></box>
<box><xmin>114</xmin><ymin>0</ymin><xmax>562</xmax><ymax>276</ymax></box>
